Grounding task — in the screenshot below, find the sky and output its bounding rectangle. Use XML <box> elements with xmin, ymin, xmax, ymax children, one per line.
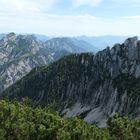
<box><xmin>0</xmin><ymin>0</ymin><xmax>140</xmax><ymax>36</ymax></box>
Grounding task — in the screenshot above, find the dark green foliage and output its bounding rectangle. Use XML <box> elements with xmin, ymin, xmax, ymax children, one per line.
<box><xmin>0</xmin><ymin>100</ymin><xmax>109</xmax><ymax>140</ymax></box>
<box><xmin>107</xmin><ymin>113</ymin><xmax>140</xmax><ymax>140</ymax></box>
<box><xmin>0</xmin><ymin>100</ymin><xmax>139</xmax><ymax>140</ymax></box>
<box><xmin>1</xmin><ymin>53</ymin><xmax>100</xmax><ymax>106</ymax></box>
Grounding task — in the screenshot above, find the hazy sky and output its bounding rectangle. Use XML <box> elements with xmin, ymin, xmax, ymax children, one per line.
<box><xmin>0</xmin><ymin>0</ymin><xmax>140</xmax><ymax>36</ymax></box>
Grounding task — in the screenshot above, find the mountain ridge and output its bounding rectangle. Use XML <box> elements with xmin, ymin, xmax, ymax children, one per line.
<box><xmin>2</xmin><ymin>36</ymin><xmax>140</xmax><ymax>127</ymax></box>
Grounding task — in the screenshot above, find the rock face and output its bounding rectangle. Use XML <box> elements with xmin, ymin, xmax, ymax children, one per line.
<box><xmin>2</xmin><ymin>37</ymin><xmax>140</xmax><ymax>127</ymax></box>
<box><xmin>0</xmin><ymin>33</ymin><xmax>91</xmax><ymax>92</ymax></box>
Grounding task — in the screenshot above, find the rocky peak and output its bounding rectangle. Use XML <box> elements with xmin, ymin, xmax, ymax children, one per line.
<box><xmin>5</xmin><ymin>32</ymin><xmax>16</xmax><ymax>41</ymax></box>
<box><xmin>93</xmin><ymin>37</ymin><xmax>140</xmax><ymax>78</ymax></box>
<box><xmin>124</xmin><ymin>36</ymin><xmax>138</xmax><ymax>47</ymax></box>
<box><xmin>6</xmin><ymin>32</ymin><xmax>16</xmax><ymax>37</ymax></box>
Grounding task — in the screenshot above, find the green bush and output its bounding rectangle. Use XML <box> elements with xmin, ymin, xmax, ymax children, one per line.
<box><xmin>0</xmin><ymin>100</ymin><xmax>139</xmax><ymax>140</ymax></box>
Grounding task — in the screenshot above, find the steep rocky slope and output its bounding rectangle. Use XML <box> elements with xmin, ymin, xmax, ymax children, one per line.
<box><xmin>0</xmin><ymin>33</ymin><xmax>93</xmax><ymax>92</ymax></box>
<box><xmin>0</xmin><ymin>32</ymin><xmax>50</xmax><ymax>91</ymax></box>
<box><xmin>2</xmin><ymin>37</ymin><xmax>140</xmax><ymax>127</ymax></box>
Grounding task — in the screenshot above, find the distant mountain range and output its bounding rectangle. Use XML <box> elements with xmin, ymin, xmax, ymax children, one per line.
<box><xmin>2</xmin><ymin>36</ymin><xmax>140</xmax><ymax>127</ymax></box>
<box><xmin>35</xmin><ymin>34</ymin><xmax>130</xmax><ymax>51</ymax></box>
<box><xmin>1</xmin><ymin>33</ymin><xmax>134</xmax><ymax>51</ymax></box>
<box><xmin>0</xmin><ymin>32</ymin><xmax>95</xmax><ymax>92</ymax></box>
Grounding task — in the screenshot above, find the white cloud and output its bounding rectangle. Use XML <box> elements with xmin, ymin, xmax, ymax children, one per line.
<box><xmin>110</xmin><ymin>0</ymin><xmax>140</xmax><ymax>5</ymax></box>
<box><xmin>73</xmin><ymin>0</ymin><xmax>102</xmax><ymax>7</ymax></box>
<box><xmin>122</xmin><ymin>16</ymin><xmax>140</xmax><ymax>19</ymax></box>
<box><xmin>0</xmin><ymin>0</ymin><xmax>140</xmax><ymax>36</ymax></box>
<box><xmin>0</xmin><ymin>0</ymin><xmax>57</xmax><ymax>13</ymax></box>
<box><xmin>0</xmin><ymin>10</ymin><xmax>140</xmax><ymax>36</ymax></box>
